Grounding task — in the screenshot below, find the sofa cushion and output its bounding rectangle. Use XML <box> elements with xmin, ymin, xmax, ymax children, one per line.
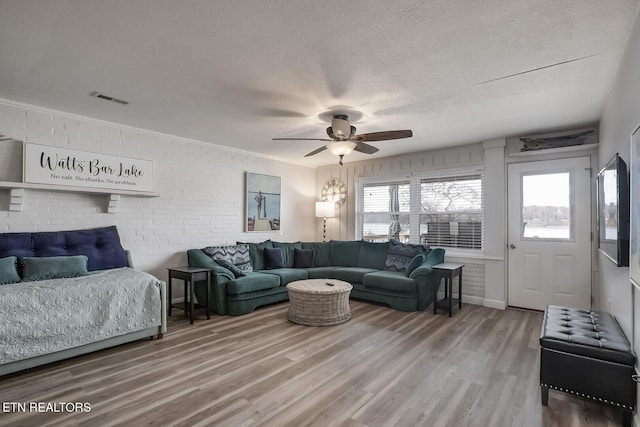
<box><xmin>384</xmin><ymin>239</ymin><xmax>429</xmax><ymax>272</ymax></box>
<box><xmin>0</xmin><ymin>226</ymin><xmax>128</xmax><ymax>272</ymax></box>
<box><xmin>333</xmin><ymin>267</ymin><xmax>380</xmax><ymax>284</ymax></box>
<box><xmin>215</xmin><ymin>259</ymin><xmax>246</xmax><ymax>277</ymax></box>
<box><xmin>356</xmin><ymin>241</ymin><xmax>389</xmax><ymax>269</ymax></box>
<box><xmin>405</xmin><ymin>253</ymin><xmax>426</xmax><ymax>277</ymax></box>
<box><xmin>237</xmin><ymin>240</ymin><xmax>273</xmax><ymax>271</ymax></box>
<box><xmin>363</xmin><ymin>270</ymin><xmax>417</xmax><ymax>294</ymax></box>
<box><xmin>304</xmin><ymin>266</ymin><xmax>339</xmax><ymax>279</ymax></box>
<box><xmin>330</xmin><ymin>240</ymin><xmax>361</xmax><ymax>267</ymax></box>
<box><xmin>0</xmin><ymin>256</ymin><xmax>20</xmax><ymax>285</ymax></box>
<box><xmin>259</xmin><ymin>268</ymin><xmax>308</xmax><ymax>286</ymax></box>
<box><xmin>272</xmin><ymin>241</ymin><xmax>302</xmax><ymax>267</ymax></box>
<box><xmin>226</xmin><ymin>272</ymin><xmax>281</xmax><ymax>294</ymax></box>
<box><xmin>302</xmin><ymin>242</ymin><xmax>331</xmax><ymax>267</ymax></box>
<box><xmin>203</xmin><ymin>244</ymin><xmax>253</xmax><ymax>272</ymax></box>
<box><xmin>21</xmin><ymin>255</ymin><xmax>89</xmax><ymax>281</ymax></box>
<box><xmin>293</xmin><ymin>248</ymin><xmax>314</xmax><ymax>268</ymax></box>
<box><xmin>264</xmin><ymin>247</ymin><xmax>285</xmax><ymax>269</ymax></box>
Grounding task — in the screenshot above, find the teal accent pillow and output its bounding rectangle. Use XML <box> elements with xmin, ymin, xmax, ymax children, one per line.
<box><xmin>215</xmin><ymin>259</ymin><xmax>246</xmax><ymax>277</ymax></box>
<box><xmin>0</xmin><ymin>256</ymin><xmax>20</xmax><ymax>285</ymax></box>
<box><xmin>21</xmin><ymin>255</ymin><xmax>89</xmax><ymax>282</ymax></box>
<box><xmin>405</xmin><ymin>253</ymin><xmax>426</xmax><ymax>277</ymax></box>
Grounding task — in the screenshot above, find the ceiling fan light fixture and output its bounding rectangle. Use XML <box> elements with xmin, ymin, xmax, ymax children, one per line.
<box><xmin>329</xmin><ymin>115</ymin><xmax>353</xmax><ymax>140</ymax></box>
<box><xmin>327</xmin><ymin>140</ymin><xmax>357</xmax><ymax>156</ymax></box>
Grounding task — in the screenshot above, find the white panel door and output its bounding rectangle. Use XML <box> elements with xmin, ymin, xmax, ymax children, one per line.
<box><xmin>507</xmin><ymin>157</ymin><xmax>591</xmax><ymax>310</ymax></box>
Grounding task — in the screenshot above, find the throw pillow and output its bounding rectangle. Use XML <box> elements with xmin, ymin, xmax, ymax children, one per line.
<box><xmin>272</xmin><ymin>241</ymin><xmax>302</xmax><ymax>267</ymax></box>
<box><xmin>384</xmin><ymin>239</ymin><xmax>429</xmax><ymax>272</ymax></box>
<box><xmin>237</xmin><ymin>240</ymin><xmax>273</xmax><ymax>271</ymax></box>
<box><xmin>202</xmin><ymin>244</ymin><xmax>253</xmax><ymax>272</ymax></box>
<box><xmin>215</xmin><ymin>259</ymin><xmax>246</xmax><ymax>277</ymax></box>
<box><xmin>293</xmin><ymin>248</ymin><xmax>314</xmax><ymax>268</ymax></box>
<box><xmin>21</xmin><ymin>255</ymin><xmax>89</xmax><ymax>281</ymax></box>
<box><xmin>405</xmin><ymin>253</ymin><xmax>426</xmax><ymax>277</ymax></box>
<box><xmin>0</xmin><ymin>256</ymin><xmax>20</xmax><ymax>285</ymax></box>
<box><xmin>264</xmin><ymin>247</ymin><xmax>284</xmax><ymax>269</ymax></box>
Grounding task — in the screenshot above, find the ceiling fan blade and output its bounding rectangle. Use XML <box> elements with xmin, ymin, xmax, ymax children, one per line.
<box><xmin>304</xmin><ymin>146</ymin><xmax>328</xmax><ymax>157</ymax></box>
<box><xmin>353</xmin><ymin>142</ymin><xmax>379</xmax><ymax>155</ymax></box>
<box><xmin>260</xmin><ymin>108</ymin><xmax>307</xmax><ymax>118</ymax></box>
<box><xmin>272</xmin><ymin>137</ymin><xmax>333</xmax><ymax>141</ymax></box>
<box><xmin>352</xmin><ymin>130</ymin><xmax>413</xmax><ymax>142</ymax></box>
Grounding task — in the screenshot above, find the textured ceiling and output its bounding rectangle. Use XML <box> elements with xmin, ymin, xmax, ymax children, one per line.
<box><xmin>0</xmin><ymin>1</ymin><xmax>638</xmax><ymax>167</ymax></box>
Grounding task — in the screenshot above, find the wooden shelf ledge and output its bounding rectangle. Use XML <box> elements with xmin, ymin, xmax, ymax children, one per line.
<box><xmin>0</xmin><ymin>181</ymin><xmax>159</xmax><ymax>213</ymax></box>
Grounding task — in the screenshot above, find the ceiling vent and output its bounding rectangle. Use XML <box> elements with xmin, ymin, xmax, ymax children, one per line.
<box><xmin>90</xmin><ymin>91</ymin><xmax>129</xmax><ymax>105</ymax></box>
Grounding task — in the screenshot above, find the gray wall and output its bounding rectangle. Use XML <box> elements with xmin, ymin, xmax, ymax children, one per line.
<box><xmin>599</xmin><ymin>5</ymin><xmax>640</xmax><ymax>354</ymax></box>
<box><xmin>598</xmin><ymin>6</ymin><xmax>640</xmax><ymax>424</ymax></box>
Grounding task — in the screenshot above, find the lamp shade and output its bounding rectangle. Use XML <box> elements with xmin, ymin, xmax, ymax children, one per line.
<box><xmin>327</xmin><ymin>140</ymin><xmax>357</xmax><ymax>156</ymax></box>
<box><xmin>315</xmin><ymin>201</ymin><xmax>335</xmax><ymax>218</ymax></box>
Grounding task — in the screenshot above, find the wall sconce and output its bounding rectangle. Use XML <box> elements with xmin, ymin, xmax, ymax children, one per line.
<box><xmin>315</xmin><ymin>201</ymin><xmax>335</xmax><ymax>242</ymax></box>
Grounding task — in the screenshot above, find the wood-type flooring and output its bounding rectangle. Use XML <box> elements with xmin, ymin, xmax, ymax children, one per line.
<box><xmin>0</xmin><ymin>301</ymin><xmax>622</xmax><ymax>426</ymax></box>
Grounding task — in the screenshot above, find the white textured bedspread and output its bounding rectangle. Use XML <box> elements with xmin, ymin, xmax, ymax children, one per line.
<box><xmin>0</xmin><ymin>267</ymin><xmax>164</xmax><ymax>365</ymax></box>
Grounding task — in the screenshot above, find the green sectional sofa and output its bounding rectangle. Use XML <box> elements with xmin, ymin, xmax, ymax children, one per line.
<box><xmin>187</xmin><ymin>240</ymin><xmax>445</xmax><ymax>316</ymax></box>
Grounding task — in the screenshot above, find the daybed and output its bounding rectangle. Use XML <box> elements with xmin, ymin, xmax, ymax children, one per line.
<box><xmin>0</xmin><ymin>226</ymin><xmax>166</xmax><ymax>376</ymax></box>
<box><xmin>188</xmin><ymin>239</ymin><xmax>445</xmax><ymax>316</ymax></box>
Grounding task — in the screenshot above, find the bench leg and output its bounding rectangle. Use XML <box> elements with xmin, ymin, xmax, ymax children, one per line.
<box><xmin>623</xmin><ymin>410</ymin><xmax>632</xmax><ymax>427</ymax></box>
<box><xmin>541</xmin><ymin>384</ymin><xmax>549</xmax><ymax>406</ymax></box>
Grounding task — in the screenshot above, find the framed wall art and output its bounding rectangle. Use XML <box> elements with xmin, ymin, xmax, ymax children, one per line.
<box><xmin>23</xmin><ymin>142</ymin><xmax>155</xmax><ymax>192</ymax></box>
<box><xmin>630</xmin><ymin>124</ymin><xmax>640</xmax><ymax>286</ymax></box>
<box><xmin>246</xmin><ymin>172</ymin><xmax>281</xmax><ymax>232</ymax></box>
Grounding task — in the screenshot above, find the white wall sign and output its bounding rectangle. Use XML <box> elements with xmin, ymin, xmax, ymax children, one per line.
<box><xmin>24</xmin><ymin>142</ymin><xmax>155</xmax><ymax>192</ymax></box>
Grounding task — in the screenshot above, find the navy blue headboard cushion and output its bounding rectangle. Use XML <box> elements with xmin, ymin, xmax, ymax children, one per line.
<box><xmin>0</xmin><ymin>226</ymin><xmax>128</xmax><ymax>273</ymax></box>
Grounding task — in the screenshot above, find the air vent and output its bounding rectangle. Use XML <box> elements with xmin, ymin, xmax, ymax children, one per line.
<box><xmin>90</xmin><ymin>91</ymin><xmax>129</xmax><ymax>105</ymax></box>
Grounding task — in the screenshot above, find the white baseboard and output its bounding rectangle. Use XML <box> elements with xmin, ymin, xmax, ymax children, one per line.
<box><xmin>483</xmin><ymin>298</ymin><xmax>506</xmax><ymax>310</ymax></box>
<box><xmin>436</xmin><ymin>292</ymin><xmax>496</xmax><ymax>308</ymax></box>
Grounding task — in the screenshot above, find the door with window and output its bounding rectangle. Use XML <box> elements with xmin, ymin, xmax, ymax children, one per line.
<box><xmin>507</xmin><ymin>157</ymin><xmax>591</xmax><ymax>310</ymax></box>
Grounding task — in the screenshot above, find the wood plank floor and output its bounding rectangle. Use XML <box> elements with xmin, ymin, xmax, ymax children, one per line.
<box><xmin>0</xmin><ymin>302</ymin><xmax>621</xmax><ymax>426</ymax></box>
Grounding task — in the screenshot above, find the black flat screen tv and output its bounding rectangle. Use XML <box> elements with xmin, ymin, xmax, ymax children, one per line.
<box><xmin>597</xmin><ymin>153</ymin><xmax>629</xmax><ymax>266</ymax></box>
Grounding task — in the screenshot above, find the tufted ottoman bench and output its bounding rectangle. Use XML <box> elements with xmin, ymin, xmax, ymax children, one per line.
<box><xmin>540</xmin><ymin>305</ymin><xmax>636</xmax><ymax>426</ymax></box>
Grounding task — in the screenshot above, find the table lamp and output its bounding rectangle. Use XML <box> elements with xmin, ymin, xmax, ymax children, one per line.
<box><xmin>315</xmin><ymin>201</ymin><xmax>335</xmax><ymax>242</ymax></box>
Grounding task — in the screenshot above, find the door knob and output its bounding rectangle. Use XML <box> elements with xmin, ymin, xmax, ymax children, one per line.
<box><xmin>509</xmin><ymin>244</ymin><xmax>516</xmax><ymax>249</ymax></box>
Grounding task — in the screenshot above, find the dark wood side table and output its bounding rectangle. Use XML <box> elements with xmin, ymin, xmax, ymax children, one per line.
<box><xmin>432</xmin><ymin>262</ymin><xmax>465</xmax><ymax>317</ymax></box>
<box><xmin>167</xmin><ymin>266</ymin><xmax>212</xmax><ymax>324</ymax></box>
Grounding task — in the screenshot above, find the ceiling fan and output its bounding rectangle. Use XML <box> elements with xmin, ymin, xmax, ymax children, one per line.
<box><xmin>272</xmin><ymin>114</ymin><xmax>413</xmax><ymax>165</ymax></box>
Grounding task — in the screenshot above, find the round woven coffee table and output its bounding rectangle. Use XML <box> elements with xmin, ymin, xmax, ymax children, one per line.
<box><xmin>286</xmin><ymin>279</ymin><xmax>352</xmax><ymax>326</ymax></box>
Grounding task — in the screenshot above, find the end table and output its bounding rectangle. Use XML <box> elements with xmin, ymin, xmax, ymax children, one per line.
<box><xmin>167</xmin><ymin>266</ymin><xmax>212</xmax><ymax>324</ymax></box>
<box><xmin>432</xmin><ymin>262</ymin><xmax>465</xmax><ymax>317</ymax></box>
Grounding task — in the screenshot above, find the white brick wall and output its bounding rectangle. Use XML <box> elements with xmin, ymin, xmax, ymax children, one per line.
<box><xmin>459</xmin><ymin>262</ymin><xmax>485</xmax><ymax>299</ymax></box>
<box><xmin>0</xmin><ymin>100</ymin><xmax>317</xmax><ymax>284</ymax></box>
<box><xmin>319</xmin><ymin>144</ymin><xmax>494</xmax><ymax>307</ymax></box>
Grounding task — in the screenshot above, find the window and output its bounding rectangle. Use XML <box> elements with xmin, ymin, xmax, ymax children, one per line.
<box><xmin>358</xmin><ymin>171</ymin><xmax>484</xmax><ymax>251</ymax></box>
<box><xmin>520</xmin><ymin>172</ymin><xmax>572</xmax><ymax>240</ymax></box>
<box><xmin>419</xmin><ymin>174</ymin><xmax>483</xmax><ymax>249</ymax></box>
<box><xmin>361</xmin><ymin>180</ymin><xmax>411</xmax><ymax>243</ymax></box>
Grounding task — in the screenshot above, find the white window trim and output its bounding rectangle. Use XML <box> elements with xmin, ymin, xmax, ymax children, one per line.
<box><xmin>356</xmin><ymin>166</ymin><xmax>485</xmax><ymax>254</ymax></box>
